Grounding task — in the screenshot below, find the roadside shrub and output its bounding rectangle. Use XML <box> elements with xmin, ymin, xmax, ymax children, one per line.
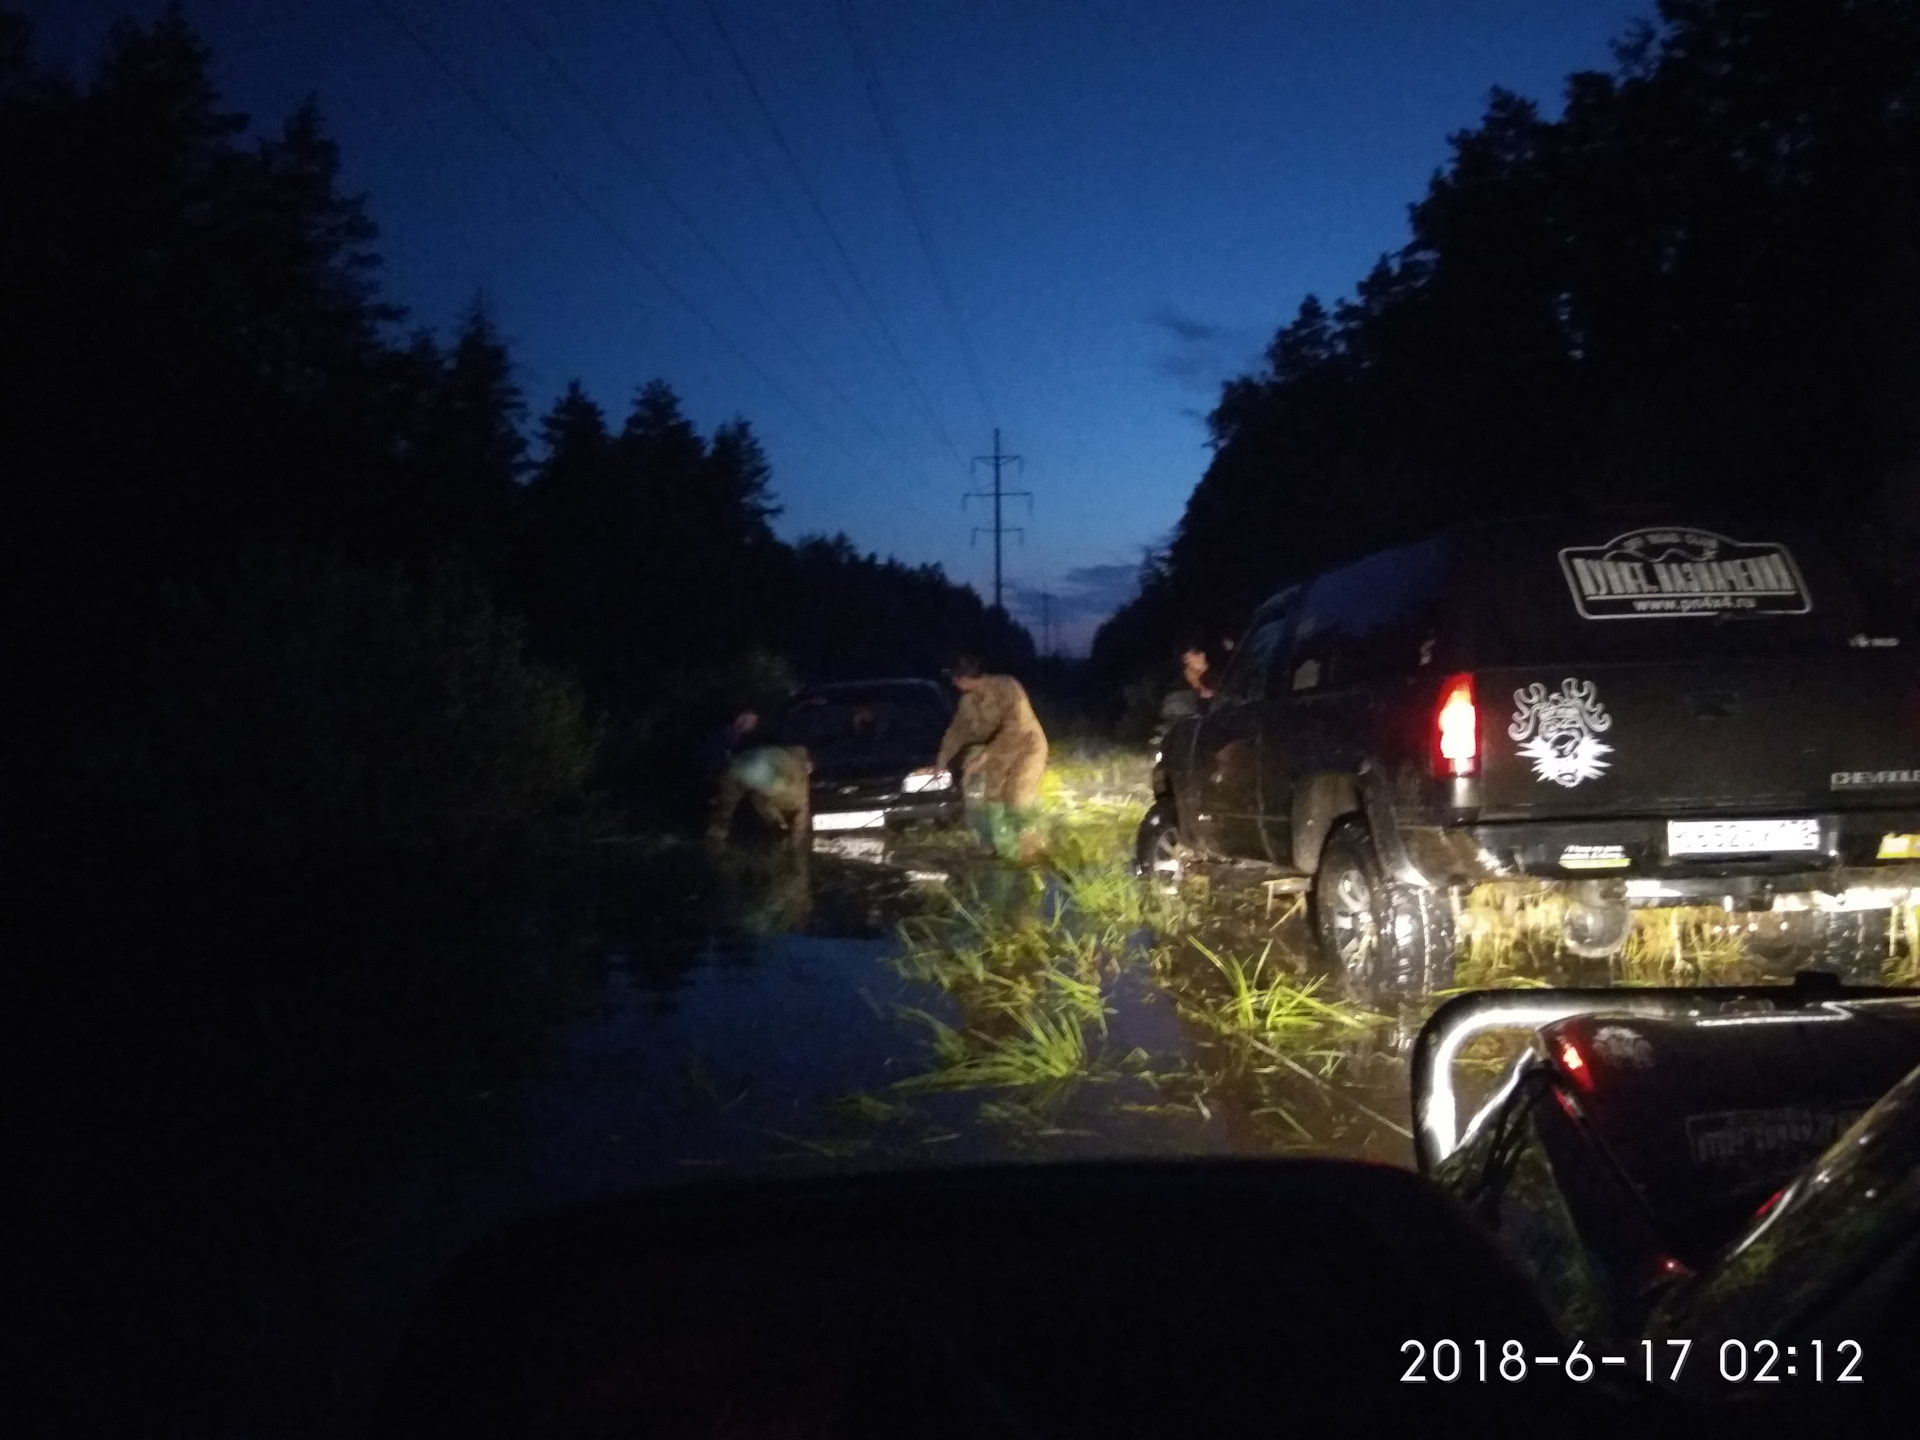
<box><xmin>85</xmin><ymin>550</ymin><xmax>598</xmax><ymax>879</ymax></box>
<box><xmin>607</xmin><ymin>649</ymin><xmax>801</xmax><ymax>821</ymax></box>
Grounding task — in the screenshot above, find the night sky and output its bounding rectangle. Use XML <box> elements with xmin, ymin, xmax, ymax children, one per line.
<box><xmin>24</xmin><ymin>0</ymin><xmax>1639</xmax><ymax>653</ymax></box>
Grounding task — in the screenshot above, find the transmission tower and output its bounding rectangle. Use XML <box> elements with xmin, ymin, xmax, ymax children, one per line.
<box><xmin>965</xmin><ymin>428</ymin><xmax>1028</xmax><ymax>614</ymax></box>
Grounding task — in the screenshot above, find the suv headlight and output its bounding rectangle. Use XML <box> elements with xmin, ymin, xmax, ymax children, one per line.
<box><xmin>903</xmin><ymin>770</ymin><xmax>953</xmax><ymax>794</ymax></box>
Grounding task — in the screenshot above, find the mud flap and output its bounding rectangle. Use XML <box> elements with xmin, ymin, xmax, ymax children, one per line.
<box><xmin>1356</xmin><ymin>763</ymin><xmax>1436</xmax><ymax>891</ymax></box>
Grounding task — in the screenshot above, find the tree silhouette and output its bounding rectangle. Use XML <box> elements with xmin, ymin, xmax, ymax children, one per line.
<box><xmin>1093</xmin><ymin>0</ymin><xmax>1920</xmax><ymax>706</ymax></box>
<box><xmin>0</xmin><ymin>4</ymin><xmax>1041</xmax><ymax>880</ymax></box>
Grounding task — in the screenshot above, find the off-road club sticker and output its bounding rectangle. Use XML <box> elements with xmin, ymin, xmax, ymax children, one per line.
<box><xmin>1510</xmin><ymin>679</ymin><xmax>1614</xmax><ymax>787</ymax></box>
<box><xmin>1832</xmin><ymin>769</ymin><xmax>1920</xmax><ymax>789</ymax></box>
<box><xmin>1559</xmin><ymin>528</ymin><xmax>1810</xmax><ymax>619</ymax></box>
<box><xmin>1685</xmin><ymin>1105</ymin><xmax>1869</xmax><ymax>1173</ymax></box>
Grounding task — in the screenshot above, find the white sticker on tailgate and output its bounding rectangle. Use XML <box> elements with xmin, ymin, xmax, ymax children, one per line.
<box><xmin>1509</xmin><ymin>678</ymin><xmax>1614</xmax><ymax>788</ymax></box>
<box><xmin>1667</xmin><ymin>818</ymin><xmax>1821</xmax><ymax>855</ymax></box>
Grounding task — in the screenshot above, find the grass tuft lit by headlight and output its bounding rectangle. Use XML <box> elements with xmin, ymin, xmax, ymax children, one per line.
<box><xmin>819</xmin><ymin>745</ymin><xmax>1918</xmax><ymax>1163</ymax></box>
<box><xmin>890</xmin><ymin>1004</ymin><xmax>1091</xmax><ymax>1091</ymax></box>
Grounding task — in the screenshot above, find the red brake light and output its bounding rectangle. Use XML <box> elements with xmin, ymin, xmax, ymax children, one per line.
<box><xmin>1551</xmin><ymin>1030</ymin><xmax>1594</xmax><ymax>1089</ymax></box>
<box><xmin>1551</xmin><ymin>1044</ymin><xmax>1597</xmax><ymax>1090</ymax></box>
<box><xmin>1435</xmin><ymin>674</ymin><xmax>1477</xmax><ymax>776</ymax></box>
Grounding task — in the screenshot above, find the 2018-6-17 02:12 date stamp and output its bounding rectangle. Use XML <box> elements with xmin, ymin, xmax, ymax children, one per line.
<box><xmin>1398</xmin><ymin>1338</ymin><xmax>1864</xmax><ymax>1386</ymax></box>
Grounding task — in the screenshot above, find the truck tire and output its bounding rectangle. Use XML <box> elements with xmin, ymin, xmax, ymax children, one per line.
<box><xmin>1134</xmin><ymin>801</ymin><xmax>1184</xmax><ymax>876</ymax></box>
<box><xmin>1310</xmin><ymin>820</ymin><xmax>1457</xmax><ymax>1005</ymax></box>
<box><xmin>1811</xmin><ymin>907</ymin><xmax>1893</xmax><ymax>985</ymax></box>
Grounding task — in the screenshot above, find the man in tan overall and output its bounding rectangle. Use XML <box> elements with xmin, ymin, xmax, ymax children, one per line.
<box><xmin>707</xmin><ymin>744</ymin><xmax>812</xmax><ymax>849</ymax></box>
<box><xmin>917</xmin><ymin>654</ymin><xmax>1048</xmax><ymax>861</ymax></box>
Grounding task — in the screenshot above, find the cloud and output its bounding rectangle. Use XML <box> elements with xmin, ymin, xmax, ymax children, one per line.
<box><xmin>1004</xmin><ymin>560</ymin><xmax>1147</xmax><ymax>656</ymax></box>
<box><xmin>1145</xmin><ymin>304</ymin><xmax>1268</xmax><ymax>398</ymax></box>
<box><xmin>1148</xmin><ymin>305</ymin><xmax>1221</xmax><ymax>344</ymax></box>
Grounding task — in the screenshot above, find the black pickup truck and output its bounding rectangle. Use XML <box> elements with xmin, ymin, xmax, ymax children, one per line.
<box><xmin>1140</xmin><ymin>514</ymin><xmax>1920</xmax><ymax>999</ymax></box>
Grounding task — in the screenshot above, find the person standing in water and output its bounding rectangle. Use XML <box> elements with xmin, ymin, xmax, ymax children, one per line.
<box><xmin>916</xmin><ymin>654</ymin><xmax>1048</xmax><ymax>861</ymax></box>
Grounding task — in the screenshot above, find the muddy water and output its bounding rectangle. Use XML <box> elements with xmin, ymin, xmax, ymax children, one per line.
<box><xmin>370</xmin><ymin>839</ymin><xmax>1410</xmax><ymax>1220</ymax></box>
<box><xmin>326</xmin><ymin>836</ymin><xmax>1419</xmax><ymax>1434</ymax></box>
<box><xmin>27</xmin><ymin>834</ymin><xmax>1422</xmax><ymax>1438</ymax></box>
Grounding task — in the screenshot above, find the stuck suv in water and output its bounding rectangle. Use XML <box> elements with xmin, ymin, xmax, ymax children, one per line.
<box><xmin>776</xmin><ymin>679</ymin><xmax>963</xmax><ymax>836</ymax></box>
<box><xmin>1141</xmin><ymin>514</ymin><xmax>1920</xmax><ymax>999</ymax></box>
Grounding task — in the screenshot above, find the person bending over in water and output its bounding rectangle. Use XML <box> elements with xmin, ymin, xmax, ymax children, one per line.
<box><xmin>707</xmin><ymin>744</ymin><xmax>812</xmax><ymax>848</ymax></box>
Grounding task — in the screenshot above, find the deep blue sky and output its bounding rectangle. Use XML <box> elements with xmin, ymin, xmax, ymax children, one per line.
<box><xmin>24</xmin><ymin>0</ymin><xmax>1643</xmax><ymax>652</ymax></box>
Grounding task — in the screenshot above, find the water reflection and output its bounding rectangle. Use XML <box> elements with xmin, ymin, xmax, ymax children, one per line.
<box><xmin>708</xmin><ymin>840</ymin><xmax>815</xmax><ymax>939</ymax></box>
<box><xmin>26</xmin><ymin>833</ymin><xmax>1421</xmax><ymax>1437</ymax></box>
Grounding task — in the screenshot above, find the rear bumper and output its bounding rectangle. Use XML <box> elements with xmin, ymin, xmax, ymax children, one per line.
<box><xmin>1402</xmin><ymin>811</ymin><xmax>1920</xmax><ymax>893</ymax></box>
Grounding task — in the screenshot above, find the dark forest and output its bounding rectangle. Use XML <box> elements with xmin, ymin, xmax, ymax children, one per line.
<box><xmin>15</xmin><ymin>1</ymin><xmax>1920</xmax><ymax>871</ymax></box>
<box><xmin>1091</xmin><ymin>0</ymin><xmax>1920</xmax><ymax>722</ymax></box>
<box><xmin>1</xmin><ymin>6</ymin><xmax>1035</xmax><ymax>897</ymax></box>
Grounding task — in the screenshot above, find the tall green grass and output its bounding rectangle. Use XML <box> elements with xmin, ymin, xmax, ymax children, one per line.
<box><xmin>844</xmin><ymin>748</ymin><xmax>1913</xmax><ymax>1160</ymax></box>
<box><xmin>879</xmin><ymin>753</ymin><xmax>1389</xmax><ymax>1128</ymax></box>
<box><xmin>1452</xmin><ymin>885</ymin><xmax>1751</xmax><ymax>989</ymax></box>
<box><xmin>886</xmin><ymin>873</ymin><xmax>1113</xmax><ymax>1095</ymax></box>
<box><xmin>890</xmin><ymin>1005</ymin><xmax>1091</xmax><ymax>1091</ymax></box>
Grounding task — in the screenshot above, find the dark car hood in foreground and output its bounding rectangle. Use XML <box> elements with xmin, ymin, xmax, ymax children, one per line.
<box><xmin>377</xmin><ymin>1160</ymin><xmax>1587</xmax><ymax>1436</ymax></box>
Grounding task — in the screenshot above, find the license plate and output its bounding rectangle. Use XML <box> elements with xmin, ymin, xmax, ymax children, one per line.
<box><xmin>812</xmin><ymin>808</ymin><xmax>888</xmax><ymax>832</ymax></box>
<box><xmin>812</xmin><ymin>835</ymin><xmax>888</xmax><ymax>862</ymax></box>
<box><xmin>1667</xmin><ymin>818</ymin><xmax>1821</xmax><ymax>855</ymax></box>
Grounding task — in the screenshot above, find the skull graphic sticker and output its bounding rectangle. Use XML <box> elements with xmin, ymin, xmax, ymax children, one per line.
<box><xmin>1510</xmin><ymin>679</ymin><xmax>1614</xmax><ymax>788</ymax></box>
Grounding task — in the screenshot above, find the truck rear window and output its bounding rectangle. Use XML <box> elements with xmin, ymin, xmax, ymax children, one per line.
<box><xmin>1467</xmin><ymin>521</ymin><xmax>1889</xmax><ymax>665</ymax></box>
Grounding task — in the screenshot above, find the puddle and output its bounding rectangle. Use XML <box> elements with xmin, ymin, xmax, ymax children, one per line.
<box><xmin>13</xmin><ymin>799</ymin><xmax>1467</xmax><ymax>1435</ymax></box>
<box><xmin>37</xmin><ymin>756</ymin><xmax>1920</xmax><ymax>1440</ymax></box>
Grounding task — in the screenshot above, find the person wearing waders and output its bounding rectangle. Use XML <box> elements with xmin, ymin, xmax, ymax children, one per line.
<box><xmin>706</xmin><ymin>743</ymin><xmax>812</xmax><ymax>848</ymax></box>
<box><xmin>916</xmin><ymin>654</ymin><xmax>1049</xmax><ymax>862</ymax></box>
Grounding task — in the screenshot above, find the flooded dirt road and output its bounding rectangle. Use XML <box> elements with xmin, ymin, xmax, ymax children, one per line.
<box><xmin>29</xmin><ymin>751</ymin><xmax>1903</xmax><ymax>1437</ymax></box>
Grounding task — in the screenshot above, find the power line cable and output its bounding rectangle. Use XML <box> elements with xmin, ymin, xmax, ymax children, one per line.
<box><xmin>367</xmin><ymin>0</ymin><xmax>940</xmax><ymax>528</ymax></box>
<box><xmin>697</xmin><ymin>0</ymin><xmax>966</xmax><ymax>465</ymax></box>
<box><xmin>639</xmin><ymin>0</ymin><xmax>892</xmax><ymax>381</ymax></box>
<box><xmin>500</xmin><ymin>2</ymin><xmax>971</xmax><ymax>532</ymax></box>
<box><xmin>639</xmin><ymin>0</ymin><xmax>968</xmax><ymax>502</ymax></box>
<box><xmin>833</xmin><ymin>0</ymin><xmax>999</xmax><ymax>431</ymax></box>
<box><xmin>495</xmin><ymin>0</ymin><xmax>903</xmax><ymax>456</ymax></box>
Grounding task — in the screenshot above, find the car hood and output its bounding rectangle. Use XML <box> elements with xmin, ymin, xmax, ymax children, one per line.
<box><xmin>805</xmin><ymin>743</ymin><xmax>935</xmax><ymax>784</ymax></box>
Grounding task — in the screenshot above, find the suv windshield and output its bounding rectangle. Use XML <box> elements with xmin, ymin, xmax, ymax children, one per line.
<box><xmin>778</xmin><ymin>685</ymin><xmax>949</xmax><ymax>749</ymax></box>
<box><xmin>1464</xmin><ymin>517</ymin><xmax>1891</xmax><ymax>665</ymax></box>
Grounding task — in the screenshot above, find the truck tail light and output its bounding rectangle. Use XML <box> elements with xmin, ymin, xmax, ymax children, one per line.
<box><xmin>1435</xmin><ymin>674</ymin><xmax>1477</xmax><ymax>777</ymax></box>
<box><xmin>1556</xmin><ymin>1038</ymin><xmax>1593</xmax><ymax>1089</ymax></box>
